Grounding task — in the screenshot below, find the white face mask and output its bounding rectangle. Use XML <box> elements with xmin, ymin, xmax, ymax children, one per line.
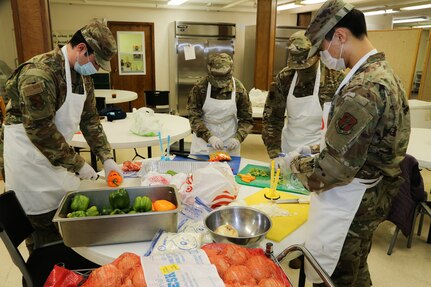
<box><xmin>320</xmin><ymin>36</ymin><xmax>346</xmax><ymax>71</ymax></box>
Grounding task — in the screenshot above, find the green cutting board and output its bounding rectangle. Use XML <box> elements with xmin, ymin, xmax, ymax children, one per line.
<box><xmin>235</xmin><ymin>164</ymin><xmax>309</xmax><ymax>195</ymax></box>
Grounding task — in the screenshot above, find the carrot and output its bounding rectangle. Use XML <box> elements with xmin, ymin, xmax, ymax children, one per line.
<box><xmin>238</xmin><ymin>173</ymin><xmax>256</xmax><ymax>183</ymax></box>
<box><xmin>107</xmin><ymin>171</ymin><xmax>123</xmax><ymax>187</ymax></box>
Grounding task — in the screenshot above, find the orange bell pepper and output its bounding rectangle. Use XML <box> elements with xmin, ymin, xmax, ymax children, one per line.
<box><xmin>107</xmin><ymin>171</ymin><xmax>123</xmax><ymax>187</ymax></box>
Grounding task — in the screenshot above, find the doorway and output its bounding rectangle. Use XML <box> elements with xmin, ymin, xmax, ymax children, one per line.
<box><xmin>107</xmin><ymin>21</ymin><xmax>155</xmax><ymax>111</ymax></box>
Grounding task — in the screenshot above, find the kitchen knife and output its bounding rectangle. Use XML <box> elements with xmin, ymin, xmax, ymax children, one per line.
<box><xmin>172</xmin><ymin>151</ymin><xmax>208</xmax><ymax>161</ymax></box>
<box><xmin>275</xmin><ymin>198</ymin><xmax>310</xmax><ymax>204</ymax></box>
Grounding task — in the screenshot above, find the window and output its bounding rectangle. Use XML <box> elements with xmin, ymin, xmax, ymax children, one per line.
<box><xmin>117</xmin><ymin>31</ymin><xmax>146</xmax><ymax>75</ymax></box>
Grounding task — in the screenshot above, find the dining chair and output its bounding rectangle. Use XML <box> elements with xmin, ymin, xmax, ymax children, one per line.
<box><xmin>144</xmin><ymin>90</ymin><xmax>170</xmax><ymax>113</ymax></box>
<box><xmin>386</xmin><ymin>154</ymin><xmax>427</xmax><ymax>255</ymax></box>
<box><xmin>0</xmin><ymin>190</ymin><xmax>98</xmax><ymax>287</ymax></box>
<box><xmin>416</xmin><ymin>197</ymin><xmax>431</xmax><ymax>244</ymax></box>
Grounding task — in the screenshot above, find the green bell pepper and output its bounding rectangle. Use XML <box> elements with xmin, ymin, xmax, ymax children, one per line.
<box><xmin>110</xmin><ymin>208</ymin><xmax>125</xmax><ymax>215</ymax></box>
<box><xmin>109</xmin><ymin>188</ymin><xmax>130</xmax><ymax>210</ymax></box>
<box><xmin>133</xmin><ymin>196</ymin><xmax>152</xmax><ymax>212</ymax></box>
<box><xmin>85</xmin><ymin>206</ymin><xmax>100</xmax><ymax>216</ymax></box>
<box><xmin>70</xmin><ymin>194</ymin><xmax>90</xmax><ymax>211</ymax></box>
<box><xmin>67</xmin><ymin>210</ymin><xmax>87</xmax><ymax>218</ymax></box>
<box><xmin>101</xmin><ymin>207</ymin><xmax>112</xmax><ymax>215</ymax></box>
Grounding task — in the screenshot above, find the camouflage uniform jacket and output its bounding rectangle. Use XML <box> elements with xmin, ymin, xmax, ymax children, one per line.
<box><xmin>262</xmin><ymin>62</ymin><xmax>343</xmax><ymax>158</ymax></box>
<box><xmin>2</xmin><ymin>46</ymin><xmax>113</xmax><ymax>173</ymax></box>
<box><xmin>292</xmin><ymin>52</ymin><xmax>411</xmax><ymax>195</ymax></box>
<box><xmin>187</xmin><ymin>76</ymin><xmax>253</xmax><ymax>142</ymax></box>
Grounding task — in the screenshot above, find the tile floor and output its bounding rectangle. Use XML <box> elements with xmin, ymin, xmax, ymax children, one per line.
<box><xmin>1</xmin><ymin>134</ymin><xmax>430</xmax><ymax>286</ymax></box>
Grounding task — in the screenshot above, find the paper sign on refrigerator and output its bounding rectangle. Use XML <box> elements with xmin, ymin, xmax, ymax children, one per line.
<box><xmin>184</xmin><ymin>44</ymin><xmax>196</xmax><ymax>60</ymax></box>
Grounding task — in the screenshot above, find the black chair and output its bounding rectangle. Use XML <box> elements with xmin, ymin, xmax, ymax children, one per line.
<box><xmin>144</xmin><ymin>90</ymin><xmax>170</xmax><ymax>113</ymax></box>
<box><xmin>386</xmin><ymin>154</ymin><xmax>427</xmax><ymax>255</ymax></box>
<box><xmin>0</xmin><ymin>191</ymin><xmax>99</xmax><ymax>287</ymax></box>
<box><xmin>417</xmin><ymin>198</ymin><xmax>431</xmax><ymax>244</ymax></box>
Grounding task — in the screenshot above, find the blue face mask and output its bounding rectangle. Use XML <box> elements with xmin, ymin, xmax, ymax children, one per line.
<box><xmin>74</xmin><ymin>50</ymin><xmax>97</xmax><ymax>75</ymax></box>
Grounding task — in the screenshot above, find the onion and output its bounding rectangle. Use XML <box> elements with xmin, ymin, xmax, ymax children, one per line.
<box><xmin>246</xmin><ymin>256</ymin><xmax>274</xmax><ymax>281</ymax></box>
<box><xmin>224</xmin><ymin>265</ymin><xmax>256</xmax><ymax>285</ymax></box>
<box><xmin>258</xmin><ymin>278</ymin><xmax>286</xmax><ymax>287</ymax></box>
<box><xmin>215</xmin><ymin>224</ymin><xmax>239</xmax><ymax>237</ymax></box>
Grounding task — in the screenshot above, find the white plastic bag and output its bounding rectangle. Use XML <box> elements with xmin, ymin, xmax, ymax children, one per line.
<box><xmin>129</xmin><ymin>107</ymin><xmax>161</xmax><ymax>136</ymax></box>
<box><xmin>141</xmin><ymin>170</ymin><xmax>188</xmax><ymax>190</ymax></box>
<box><xmin>249</xmin><ymin>88</ymin><xmax>268</xmax><ymax>108</ymax></box>
<box><xmin>178</xmin><ymin>162</ymin><xmax>239</xmax><ymax>208</ymax></box>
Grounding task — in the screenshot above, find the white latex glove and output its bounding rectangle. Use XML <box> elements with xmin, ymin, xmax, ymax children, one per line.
<box><xmin>295</xmin><ymin>145</ymin><xmax>312</xmax><ymax>155</ymax></box>
<box><xmin>208</xmin><ymin>136</ymin><xmax>224</xmax><ymax>150</ymax></box>
<box><xmin>103</xmin><ymin>158</ymin><xmax>123</xmax><ymax>180</ymax></box>
<box><xmin>77</xmin><ymin>162</ymin><xmax>98</xmax><ymax>180</ymax></box>
<box><xmin>225</xmin><ymin>138</ymin><xmax>240</xmax><ymax>151</ymax></box>
<box><xmin>284</xmin><ymin>151</ymin><xmax>301</xmax><ymax>169</ymax></box>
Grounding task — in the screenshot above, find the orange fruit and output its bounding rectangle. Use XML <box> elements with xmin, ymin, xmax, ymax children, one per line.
<box><xmin>153</xmin><ymin>200</ymin><xmax>176</xmax><ymax>211</ymax></box>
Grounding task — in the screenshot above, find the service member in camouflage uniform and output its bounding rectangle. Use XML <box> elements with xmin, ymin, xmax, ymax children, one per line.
<box><xmin>1</xmin><ymin>22</ymin><xmax>123</xmax><ymax>252</ymax></box>
<box><xmin>262</xmin><ymin>30</ymin><xmax>343</xmax><ymax>159</ymax></box>
<box><xmin>284</xmin><ymin>1</ymin><xmax>411</xmax><ymax>286</ymax></box>
<box><xmin>187</xmin><ymin>53</ymin><xmax>253</xmax><ymax>156</ymax></box>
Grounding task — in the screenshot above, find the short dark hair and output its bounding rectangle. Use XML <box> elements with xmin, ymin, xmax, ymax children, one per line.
<box><xmin>68</xmin><ymin>29</ymin><xmax>94</xmax><ymax>55</ymax></box>
<box><xmin>325</xmin><ymin>8</ymin><xmax>367</xmax><ymax>41</ymax></box>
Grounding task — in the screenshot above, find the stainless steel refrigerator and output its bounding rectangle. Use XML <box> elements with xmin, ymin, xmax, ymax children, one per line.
<box><xmin>169</xmin><ymin>21</ymin><xmax>236</xmax><ymax>116</ymax></box>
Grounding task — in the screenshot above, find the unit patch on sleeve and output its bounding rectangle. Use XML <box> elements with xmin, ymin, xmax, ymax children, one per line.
<box><xmin>336</xmin><ymin>112</ymin><xmax>357</xmax><ymax>135</ymax></box>
<box><xmin>22</xmin><ymin>82</ymin><xmax>45</xmax><ymax>111</ymax></box>
<box><xmin>23</xmin><ymin>82</ymin><xmax>44</xmax><ymax>97</ymax></box>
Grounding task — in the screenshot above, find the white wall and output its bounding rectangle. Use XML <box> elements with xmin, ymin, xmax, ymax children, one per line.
<box><xmin>0</xmin><ymin>0</ymin><xmax>17</xmax><ymax>69</ymax></box>
<box><xmin>365</xmin><ymin>14</ymin><xmax>394</xmax><ymax>31</ymax></box>
<box><xmin>50</xmin><ymin>3</ymin><xmax>296</xmax><ymax>91</ymax></box>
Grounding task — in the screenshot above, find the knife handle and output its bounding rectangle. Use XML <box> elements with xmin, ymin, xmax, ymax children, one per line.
<box><xmin>171</xmin><ymin>151</ymin><xmax>190</xmax><ymax>157</ymax></box>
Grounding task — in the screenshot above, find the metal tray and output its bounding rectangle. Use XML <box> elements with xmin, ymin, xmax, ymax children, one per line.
<box><xmin>53</xmin><ymin>185</ymin><xmax>181</xmax><ymax>247</ymax></box>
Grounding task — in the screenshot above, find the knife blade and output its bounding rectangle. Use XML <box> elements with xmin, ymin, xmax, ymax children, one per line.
<box><xmin>186</xmin><ymin>154</ymin><xmax>208</xmax><ymax>161</ymax></box>
<box><xmin>172</xmin><ymin>151</ymin><xmax>207</xmax><ymax>161</ymax></box>
<box><xmin>275</xmin><ymin>198</ymin><xmax>310</xmax><ymax>204</ymax></box>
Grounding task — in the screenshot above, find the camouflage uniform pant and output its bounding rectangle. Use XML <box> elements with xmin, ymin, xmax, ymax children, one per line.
<box><xmin>26</xmin><ymin>209</ymin><xmax>62</xmax><ymax>254</ymax></box>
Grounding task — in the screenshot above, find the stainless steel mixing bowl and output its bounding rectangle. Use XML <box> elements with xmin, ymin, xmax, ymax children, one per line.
<box><xmin>204</xmin><ymin>206</ymin><xmax>272</xmax><ymax>246</ymax></box>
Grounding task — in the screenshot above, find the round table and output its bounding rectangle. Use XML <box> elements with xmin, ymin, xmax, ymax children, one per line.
<box><xmin>70</xmin><ymin>113</ymin><xmax>191</xmax><ymax>167</ymax></box>
<box><xmin>73</xmin><ymin>158</ymin><xmax>309</xmax><ymax>266</ymax></box>
<box><xmin>407</xmin><ymin>128</ymin><xmax>431</xmax><ymax>169</ymax></box>
<box><xmin>94</xmin><ymin>89</ymin><xmax>138</xmax><ymax>105</ymax></box>
<box><xmin>71</xmin><ymin>113</ymin><xmax>190</xmax><ymax>150</ymax></box>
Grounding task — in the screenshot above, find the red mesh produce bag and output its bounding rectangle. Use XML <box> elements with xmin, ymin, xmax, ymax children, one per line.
<box><xmin>43</xmin><ymin>265</ymin><xmax>85</xmax><ymax>287</ymax></box>
<box><xmin>201</xmin><ymin>243</ymin><xmax>291</xmax><ymax>287</ymax></box>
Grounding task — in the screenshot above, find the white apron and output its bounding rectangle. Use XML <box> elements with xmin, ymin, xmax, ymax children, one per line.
<box><xmin>4</xmin><ymin>45</ymin><xmax>86</xmax><ymax>215</ymax></box>
<box><xmin>282</xmin><ymin>63</ymin><xmax>322</xmax><ymax>153</ymax></box>
<box><xmin>190</xmin><ymin>78</ymin><xmax>239</xmax><ymax>156</ymax></box>
<box><xmin>305</xmin><ymin>49</ymin><xmax>380</xmax><ymax>283</ymax></box>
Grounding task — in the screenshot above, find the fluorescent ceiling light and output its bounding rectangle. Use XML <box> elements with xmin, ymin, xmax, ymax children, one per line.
<box><xmin>401</xmin><ymin>4</ymin><xmax>431</xmax><ymax>11</ymax></box>
<box><xmin>278</xmin><ymin>3</ymin><xmax>303</xmax><ymax>11</ymax></box>
<box><xmin>168</xmin><ymin>0</ymin><xmax>188</xmax><ymax>5</ymax></box>
<box><xmin>301</xmin><ymin>0</ymin><xmax>326</xmax><ymax>4</ymax></box>
<box><xmin>393</xmin><ymin>17</ymin><xmax>428</xmax><ymax>24</ymax></box>
<box><xmin>364</xmin><ymin>9</ymin><xmax>399</xmax><ymax>16</ymax></box>
<box><xmin>413</xmin><ymin>25</ymin><xmax>431</xmax><ymax>28</ymax></box>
